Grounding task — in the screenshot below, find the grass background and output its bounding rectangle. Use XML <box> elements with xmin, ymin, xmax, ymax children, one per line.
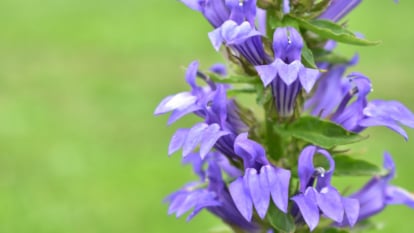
<box><xmin>0</xmin><ymin>0</ymin><xmax>413</xmax><ymax>232</ymax></box>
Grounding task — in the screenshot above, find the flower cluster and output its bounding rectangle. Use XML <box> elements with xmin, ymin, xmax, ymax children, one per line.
<box><xmin>156</xmin><ymin>1</ymin><xmax>414</xmax><ymax>232</ymax></box>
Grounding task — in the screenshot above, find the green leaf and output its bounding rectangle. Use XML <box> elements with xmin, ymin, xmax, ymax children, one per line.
<box><xmin>274</xmin><ymin>116</ymin><xmax>366</xmax><ymax>148</ymax></box>
<box><xmin>208</xmin><ymin>73</ymin><xmax>261</xmax><ymax>85</ymax></box>
<box><xmin>333</xmin><ymin>155</ymin><xmax>383</xmax><ymax>176</ymax></box>
<box><xmin>301</xmin><ymin>44</ymin><xmax>318</xmax><ymax>69</ymax></box>
<box><xmin>255</xmin><ymin>84</ymin><xmax>272</xmax><ymax>106</ymax></box>
<box><xmin>289</xmin><ymin>16</ymin><xmax>380</xmax><ymax>46</ymax></box>
<box><xmin>268</xmin><ymin>12</ymin><xmax>283</xmax><ymax>30</ymax></box>
<box><xmin>267</xmin><ymin>204</ymin><xmax>296</xmax><ymax>233</ymax></box>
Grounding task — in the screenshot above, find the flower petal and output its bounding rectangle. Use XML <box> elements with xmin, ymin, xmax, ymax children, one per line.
<box><xmin>255</xmin><ymin>63</ymin><xmax>278</xmax><ymax>87</ymax></box>
<box><xmin>298</xmin><ymin>146</ymin><xmax>318</xmax><ymax>192</ymax></box>
<box><xmin>386</xmin><ymin>185</ymin><xmax>414</xmax><ymax>208</ymax></box>
<box><xmin>168</xmin><ymin>104</ymin><xmax>202</xmax><ymax>125</ymax></box>
<box><xmin>342</xmin><ymin>197</ymin><xmax>360</xmax><ymax>227</ymax></box>
<box><xmin>277</xmin><ymin>60</ymin><xmax>300</xmax><ymax>85</ymax></box>
<box><xmin>359</xmin><ymin>117</ymin><xmax>408</xmax><ymax>140</ymax></box>
<box><xmin>246</xmin><ymin>168</ymin><xmax>270</xmax><ymax>219</ymax></box>
<box><xmin>200</xmin><ymin>124</ymin><xmax>229</xmax><ymax>159</ymax></box>
<box><xmin>154</xmin><ymin>92</ymin><xmax>196</xmax><ymax>115</ymax></box>
<box><xmin>182</xmin><ymin>123</ymin><xmax>209</xmax><ymax>157</ymax></box>
<box><xmin>168</xmin><ymin>128</ymin><xmax>190</xmax><ymax>155</ymax></box>
<box><xmin>208</xmin><ymin>27</ymin><xmax>225</xmax><ymax>51</ymax></box>
<box><xmin>264</xmin><ymin>165</ymin><xmax>291</xmax><ymax>213</ymax></box>
<box><xmin>180</xmin><ymin>0</ymin><xmax>202</xmax><ymax>11</ymax></box>
<box><xmin>299</xmin><ymin>68</ymin><xmax>319</xmax><ymax>93</ymax></box>
<box><xmin>316</xmin><ymin>186</ymin><xmax>344</xmax><ymax>223</ymax></box>
<box><xmin>291</xmin><ymin>188</ymin><xmax>320</xmax><ymax>231</ymax></box>
<box><xmin>229</xmin><ymin>177</ymin><xmax>253</xmax><ymax>221</ymax></box>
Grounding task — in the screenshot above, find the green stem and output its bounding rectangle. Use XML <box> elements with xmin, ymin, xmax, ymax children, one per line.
<box><xmin>264</xmin><ymin>100</ymin><xmax>284</xmax><ymax>162</ymax></box>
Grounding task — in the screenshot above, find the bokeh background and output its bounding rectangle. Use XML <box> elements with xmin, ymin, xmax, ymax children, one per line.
<box><xmin>0</xmin><ymin>0</ymin><xmax>413</xmax><ymax>232</ymax></box>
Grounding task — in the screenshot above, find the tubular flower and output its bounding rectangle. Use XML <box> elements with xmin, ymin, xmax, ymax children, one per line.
<box><xmin>305</xmin><ymin>54</ymin><xmax>359</xmax><ymax>118</ymax></box>
<box><xmin>228</xmin><ymin>133</ymin><xmax>291</xmax><ymax>221</ymax></box>
<box><xmin>166</xmin><ymin>151</ymin><xmax>261</xmax><ymax>232</ymax></box>
<box><xmin>255</xmin><ymin>27</ymin><xmax>319</xmax><ymax>117</ymax></box>
<box><xmin>339</xmin><ymin>152</ymin><xmax>414</xmax><ymax>226</ymax></box>
<box><xmin>155</xmin><ymin>61</ymin><xmax>253</xmax><ymax>159</ymax></box>
<box><xmin>291</xmin><ymin>146</ymin><xmax>359</xmax><ymax>231</ymax></box>
<box><xmin>209</xmin><ymin>20</ymin><xmax>271</xmax><ymax>65</ymax></box>
<box><xmin>180</xmin><ymin>0</ymin><xmax>257</xmax><ymax>28</ymax></box>
<box><xmin>307</xmin><ymin>72</ymin><xmax>414</xmax><ymax>140</ymax></box>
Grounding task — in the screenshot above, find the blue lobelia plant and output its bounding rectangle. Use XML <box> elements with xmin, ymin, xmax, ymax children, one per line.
<box><xmin>155</xmin><ymin>1</ymin><xmax>414</xmax><ymax>232</ymax></box>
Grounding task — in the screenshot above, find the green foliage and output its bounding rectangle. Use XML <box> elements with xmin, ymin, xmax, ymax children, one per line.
<box><xmin>275</xmin><ymin>116</ymin><xmax>367</xmax><ymax>148</ymax></box>
<box><xmin>266</xmin><ymin>204</ymin><xmax>296</xmax><ymax>233</ymax></box>
<box><xmin>301</xmin><ymin>44</ymin><xmax>318</xmax><ymax>69</ymax></box>
<box><xmin>313</xmin><ymin>155</ymin><xmax>384</xmax><ymax>176</ymax></box>
<box><xmin>289</xmin><ymin>16</ymin><xmax>380</xmax><ymax>46</ymax></box>
<box><xmin>332</xmin><ymin>155</ymin><xmax>384</xmax><ymax>176</ymax></box>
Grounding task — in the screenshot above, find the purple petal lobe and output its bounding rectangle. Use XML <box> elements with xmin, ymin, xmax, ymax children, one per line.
<box><xmin>247</xmin><ymin>168</ymin><xmax>270</xmax><ymax>219</ymax></box>
<box><xmin>168</xmin><ymin>104</ymin><xmax>202</xmax><ymax>125</ymax></box>
<box><xmin>185</xmin><ymin>61</ymin><xmax>200</xmax><ymax>89</ymax></box>
<box><xmin>298</xmin><ymin>146</ymin><xmax>317</xmax><ymax>192</ymax></box>
<box><xmin>168</xmin><ymin>128</ymin><xmax>190</xmax><ymax>155</ymax></box>
<box><xmin>180</xmin><ymin>0</ymin><xmax>202</xmax><ymax>11</ymax></box>
<box><xmin>292</xmin><ymin>189</ymin><xmax>320</xmax><ymax>231</ymax></box>
<box><xmin>342</xmin><ymin>197</ymin><xmax>360</xmax><ymax>227</ymax></box>
<box><xmin>200</xmin><ymin>124</ymin><xmax>229</xmax><ymax>159</ymax></box>
<box><xmin>264</xmin><ymin>165</ymin><xmax>291</xmax><ymax>213</ymax></box>
<box><xmin>182</xmin><ymin>123</ymin><xmax>209</xmax><ymax>157</ymax></box>
<box><xmin>210</xmin><ymin>63</ymin><xmax>227</xmax><ymax>76</ymax></box>
<box><xmin>299</xmin><ymin>68</ymin><xmax>319</xmax><ymax>93</ymax></box>
<box><xmin>316</xmin><ymin>186</ymin><xmax>344</xmax><ymax>223</ymax></box>
<box><xmin>208</xmin><ymin>27</ymin><xmax>225</xmax><ymax>51</ymax></box>
<box><xmin>359</xmin><ymin>117</ymin><xmax>408</xmax><ymax>140</ymax></box>
<box><xmin>154</xmin><ymin>92</ymin><xmax>197</xmax><ymax>115</ymax></box>
<box><xmin>386</xmin><ymin>185</ymin><xmax>414</xmax><ymax>208</ymax></box>
<box><xmin>229</xmin><ymin>177</ymin><xmax>253</xmax><ymax>221</ymax></box>
<box><xmin>234</xmin><ymin>133</ymin><xmax>268</xmax><ymax>166</ymax></box>
<box><xmin>277</xmin><ymin>60</ymin><xmax>300</xmax><ymax>85</ymax></box>
<box><xmin>255</xmin><ymin>63</ymin><xmax>277</xmax><ymax>86</ymax></box>
<box><xmin>283</xmin><ymin>0</ymin><xmax>290</xmax><ymax>13</ymax></box>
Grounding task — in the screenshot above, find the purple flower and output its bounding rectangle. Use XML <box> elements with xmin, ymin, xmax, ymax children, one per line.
<box><xmin>180</xmin><ymin>0</ymin><xmax>257</xmax><ymax>28</ymax></box>
<box><xmin>318</xmin><ymin>0</ymin><xmax>361</xmax><ymax>22</ymax></box>
<box><xmin>206</xmin><ymin>161</ymin><xmax>262</xmax><ymax>232</ymax></box>
<box><xmin>305</xmin><ymin>54</ymin><xmax>359</xmax><ymax>118</ymax></box>
<box><xmin>209</xmin><ymin>20</ymin><xmax>271</xmax><ymax>65</ymax></box>
<box><xmin>155</xmin><ymin>61</ymin><xmax>252</xmax><ymax>160</ymax></box>
<box><xmin>255</xmin><ymin>27</ymin><xmax>319</xmax><ymax>117</ymax></box>
<box><xmin>165</xmin><ymin>182</ymin><xmax>221</xmax><ymax>221</ymax></box>
<box><xmin>307</xmin><ymin>71</ymin><xmax>414</xmax><ymax>140</ymax></box>
<box><xmin>228</xmin><ymin>133</ymin><xmax>291</xmax><ymax>221</ymax></box>
<box><xmin>291</xmin><ymin>146</ymin><xmax>359</xmax><ymax>231</ymax></box>
<box><xmin>154</xmin><ymin>61</ymin><xmax>214</xmax><ymax>125</ymax></box>
<box><xmin>339</xmin><ymin>152</ymin><xmax>414</xmax><ymax>225</ymax></box>
<box><xmin>166</xmin><ymin>151</ymin><xmax>262</xmax><ymax>232</ymax></box>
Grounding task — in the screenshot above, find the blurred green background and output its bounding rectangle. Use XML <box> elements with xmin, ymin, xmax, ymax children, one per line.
<box><xmin>0</xmin><ymin>0</ymin><xmax>413</xmax><ymax>232</ymax></box>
